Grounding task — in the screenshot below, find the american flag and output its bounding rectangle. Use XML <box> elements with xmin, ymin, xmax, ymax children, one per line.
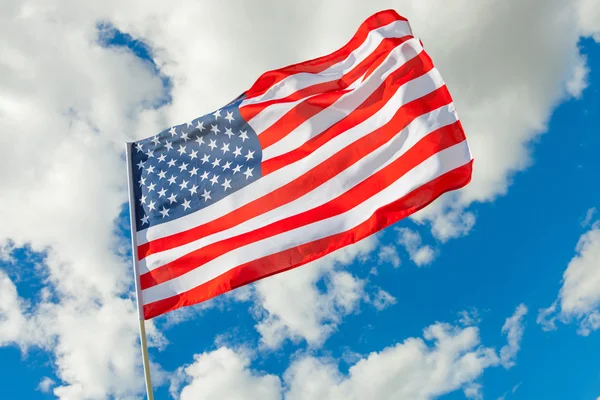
<box><xmin>127</xmin><ymin>9</ymin><xmax>473</xmax><ymax>320</ymax></box>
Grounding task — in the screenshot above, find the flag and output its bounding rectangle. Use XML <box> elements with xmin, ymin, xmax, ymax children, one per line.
<box><xmin>127</xmin><ymin>9</ymin><xmax>473</xmax><ymax>319</ymax></box>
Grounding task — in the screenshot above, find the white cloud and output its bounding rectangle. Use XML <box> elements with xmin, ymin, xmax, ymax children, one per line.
<box><xmin>458</xmin><ymin>308</ymin><xmax>481</xmax><ymax>327</ymax></box>
<box><xmin>253</xmin><ymin>237</ymin><xmax>378</xmax><ymax>349</ymax></box>
<box><xmin>566</xmin><ymin>53</ymin><xmax>590</xmax><ymax>98</ymax></box>
<box><xmin>176</xmin><ymin>305</ymin><xmax>528</xmax><ymax>400</ymax></box>
<box><xmin>577</xmin><ymin>0</ymin><xmax>600</xmax><ymax>41</ymax></box>
<box><xmin>368</xmin><ymin>288</ymin><xmax>397</xmax><ymax>311</ymax></box>
<box><xmin>0</xmin><ymin>268</ymin><xmax>167</xmax><ymax>399</ymax></box>
<box><xmin>1</xmin><ymin>0</ymin><xmax>599</xmax><ymax>397</ymax></box>
<box><xmin>499</xmin><ymin>304</ymin><xmax>528</xmax><ymax>369</ymax></box>
<box><xmin>283</xmin><ymin>310</ymin><xmax>522</xmax><ymax>400</ymax></box>
<box><xmin>396</xmin><ymin>228</ymin><xmax>436</xmax><ymax>267</ymax></box>
<box><xmin>37</xmin><ymin>377</ymin><xmax>56</xmax><ymax>393</ymax></box>
<box><xmin>537</xmin><ymin>223</ymin><xmax>600</xmax><ymax>336</ymax></box>
<box><xmin>378</xmin><ymin>244</ymin><xmax>401</xmax><ymax>268</ymax></box>
<box><xmin>0</xmin><ymin>270</ymin><xmax>45</xmax><ymax>350</ymax></box>
<box><xmin>582</xmin><ymin>207</ymin><xmax>597</xmax><ymax>227</ymax></box>
<box><xmin>464</xmin><ymin>383</ymin><xmax>483</xmax><ymax>400</ymax></box>
<box><xmin>538</xmin><ymin>226</ymin><xmax>600</xmax><ymax>335</ymax></box>
<box><xmin>172</xmin><ymin>347</ymin><xmax>282</xmax><ymax>400</ymax></box>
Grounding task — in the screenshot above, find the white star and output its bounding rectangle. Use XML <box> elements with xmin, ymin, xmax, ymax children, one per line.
<box><xmin>186</xmin><ymin>120</ymin><xmax>193</xmax><ymax>127</ymax></box>
<box><xmin>148</xmin><ymin>182</ymin><xmax>156</xmax><ymax>192</ymax></box>
<box><xmin>201</xmin><ymin>189</ymin><xmax>211</xmax><ymax>202</ymax></box>
<box><xmin>190</xmin><ymin>149</ymin><xmax>198</xmax><ymax>160</ymax></box>
<box><xmin>160</xmin><ymin>206</ymin><xmax>170</xmax><ymax>218</ymax></box>
<box><xmin>167</xmin><ymin>159</ymin><xmax>177</xmax><ymax>168</ymax></box>
<box><xmin>239</xmin><ymin>130</ymin><xmax>249</xmax><ymax>142</ymax></box>
<box><xmin>141</xmin><ymin>214</ymin><xmax>149</xmax><ymax>225</ymax></box>
<box><xmin>225</xmin><ymin>111</ymin><xmax>234</xmax><ymax>123</ymax></box>
<box><xmin>135</xmin><ymin>143</ymin><xmax>144</xmax><ymax>152</ymax></box>
<box><xmin>212</xmin><ymin>109</ymin><xmax>221</xmax><ymax>119</ymax></box>
<box><xmin>181</xmin><ymin>132</ymin><xmax>190</xmax><ymax>142</ymax></box>
<box><xmin>169</xmin><ymin>126</ymin><xmax>177</xmax><ymax>136</ymax></box>
<box><xmin>232</xmin><ymin>164</ymin><xmax>242</xmax><ymax>174</ymax></box>
<box><xmin>167</xmin><ymin>175</ymin><xmax>177</xmax><ymax>185</ymax></box>
<box><xmin>221</xmin><ymin>178</ymin><xmax>232</xmax><ymax>191</ymax></box>
<box><xmin>201</xmin><ymin>154</ymin><xmax>210</xmax><ymax>164</ymax></box>
<box><xmin>210</xmin><ymin>175</ymin><xmax>219</xmax><ymax>185</ymax></box>
<box><xmin>157</xmin><ymin>154</ymin><xmax>166</xmax><ymax>163</ymax></box>
<box><xmin>148</xmin><ymin>200</ymin><xmax>156</xmax><ymax>211</ymax></box>
<box><xmin>181</xmin><ymin>198</ymin><xmax>192</xmax><ymax>210</ymax></box>
<box><xmin>189</xmin><ymin>166</ymin><xmax>199</xmax><ymax>176</ymax></box>
<box><xmin>221</xmin><ymin>142</ymin><xmax>230</xmax><ymax>154</ymax></box>
<box><xmin>208</xmin><ymin>139</ymin><xmax>218</xmax><ymax>150</ymax></box>
<box><xmin>138</xmin><ymin>176</ymin><xmax>146</xmax><ymax>186</ymax></box>
<box><xmin>145</xmin><ymin>165</ymin><xmax>155</xmax><ymax>174</ymax></box>
<box><xmin>232</xmin><ymin>147</ymin><xmax>242</xmax><ymax>158</ymax></box>
<box><xmin>139</xmin><ymin>194</ymin><xmax>147</xmax><ymax>205</ymax></box>
<box><xmin>245</xmin><ymin>150</ymin><xmax>255</xmax><ymax>161</ymax></box>
<box><xmin>179</xmin><ymin>162</ymin><xmax>189</xmax><ymax>172</ymax></box>
<box><xmin>179</xmin><ymin>179</ymin><xmax>189</xmax><ymax>190</ymax></box>
<box><xmin>157</xmin><ymin>188</ymin><xmax>167</xmax><ymax>198</ymax></box>
<box><xmin>189</xmin><ymin>184</ymin><xmax>199</xmax><ymax>195</ymax></box>
<box><xmin>195</xmin><ymin>136</ymin><xmax>205</xmax><ymax>146</ymax></box>
<box><xmin>152</xmin><ymin>136</ymin><xmax>160</xmax><ymax>145</ymax></box>
<box><xmin>200</xmin><ymin>171</ymin><xmax>210</xmax><ymax>181</ymax></box>
<box><xmin>211</xmin><ymin>157</ymin><xmax>221</xmax><ymax>168</ymax></box>
<box><xmin>167</xmin><ymin>193</ymin><xmax>177</xmax><ymax>204</ymax></box>
<box><xmin>165</xmin><ymin>142</ymin><xmax>173</xmax><ymax>151</ymax></box>
<box><xmin>243</xmin><ymin>167</ymin><xmax>254</xmax><ymax>180</ymax></box>
<box><xmin>210</xmin><ymin>124</ymin><xmax>220</xmax><ymax>135</ymax></box>
<box><xmin>146</xmin><ymin>149</ymin><xmax>154</xmax><ymax>158</ymax></box>
<box><xmin>222</xmin><ymin>161</ymin><xmax>232</xmax><ymax>171</ymax></box>
<box><xmin>157</xmin><ymin>170</ymin><xmax>167</xmax><ymax>180</ymax></box>
<box><xmin>178</xmin><ymin>145</ymin><xmax>187</xmax><ymax>155</ymax></box>
<box><xmin>196</xmin><ymin>120</ymin><xmax>205</xmax><ymax>132</ymax></box>
<box><xmin>224</xmin><ymin>127</ymin><xmax>234</xmax><ymax>139</ymax></box>
<box><xmin>136</xmin><ymin>160</ymin><xmax>145</xmax><ymax>169</ymax></box>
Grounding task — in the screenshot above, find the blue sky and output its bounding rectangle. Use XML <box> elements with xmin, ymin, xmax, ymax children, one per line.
<box><xmin>1</xmin><ymin>2</ymin><xmax>599</xmax><ymax>400</ymax></box>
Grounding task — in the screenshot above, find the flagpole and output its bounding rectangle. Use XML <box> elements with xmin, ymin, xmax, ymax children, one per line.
<box><xmin>125</xmin><ymin>142</ymin><xmax>155</xmax><ymax>400</ymax></box>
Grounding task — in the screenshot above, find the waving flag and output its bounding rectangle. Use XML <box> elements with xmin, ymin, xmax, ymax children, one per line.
<box><xmin>127</xmin><ymin>9</ymin><xmax>473</xmax><ymax>319</ymax></box>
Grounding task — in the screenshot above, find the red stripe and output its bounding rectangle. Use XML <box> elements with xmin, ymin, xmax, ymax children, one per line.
<box><xmin>143</xmin><ymin>160</ymin><xmax>473</xmax><ymax>320</ymax></box>
<box><xmin>240</xmin><ymin>36</ymin><xmax>413</xmax><ymax>124</ymax></box>
<box><xmin>138</xmin><ymin>85</ymin><xmax>452</xmax><ymax>261</ymax></box>
<box><xmin>261</xmin><ymin>50</ymin><xmax>435</xmax><ymax>175</ymax></box>
<box><xmin>140</xmin><ymin>122</ymin><xmax>466</xmax><ymax>290</ymax></box>
<box><xmin>243</xmin><ymin>10</ymin><xmax>407</xmax><ymax>100</ymax></box>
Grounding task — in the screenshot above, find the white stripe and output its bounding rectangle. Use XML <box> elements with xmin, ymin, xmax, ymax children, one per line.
<box><xmin>139</xmin><ymin>105</ymin><xmax>459</xmax><ymax>274</ymax></box>
<box><xmin>262</xmin><ymin>45</ymin><xmax>434</xmax><ymax>162</ymax></box>
<box><xmin>247</xmin><ymin>37</ymin><xmax>423</xmax><ymax>143</ymax></box>
<box><xmin>246</xmin><ymin>75</ymin><xmax>365</xmax><ymax>138</ymax></box>
<box><xmin>240</xmin><ymin>20</ymin><xmax>412</xmax><ymax>108</ymax></box>
<box><xmin>142</xmin><ymin>141</ymin><xmax>472</xmax><ymax>305</ymax></box>
<box><xmin>137</xmin><ymin>66</ymin><xmax>445</xmax><ymax>245</ymax></box>
<box><xmin>137</xmin><ymin>66</ymin><xmax>444</xmax><ymax>246</ymax></box>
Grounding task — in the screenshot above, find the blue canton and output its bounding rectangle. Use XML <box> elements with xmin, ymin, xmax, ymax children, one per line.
<box><xmin>130</xmin><ymin>98</ymin><xmax>262</xmax><ymax>231</ymax></box>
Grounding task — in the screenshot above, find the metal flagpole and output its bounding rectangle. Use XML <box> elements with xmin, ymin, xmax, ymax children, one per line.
<box><xmin>125</xmin><ymin>142</ymin><xmax>155</xmax><ymax>400</ymax></box>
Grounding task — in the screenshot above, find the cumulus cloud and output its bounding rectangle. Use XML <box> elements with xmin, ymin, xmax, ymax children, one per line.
<box><xmin>538</xmin><ymin>225</ymin><xmax>600</xmax><ymax>335</ymax></box>
<box><xmin>0</xmin><ymin>266</ymin><xmax>167</xmax><ymax>399</ymax></box>
<box><xmin>253</xmin><ymin>237</ymin><xmax>378</xmax><ymax>349</ymax></box>
<box><xmin>367</xmin><ymin>288</ymin><xmax>398</xmax><ymax>311</ymax></box>
<box><xmin>171</xmin><ymin>347</ymin><xmax>282</xmax><ymax>400</ymax></box>
<box><xmin>499</xmin><ymin>304</ymin><xmax>528</xmax><ymax>369</ymax></box>
<box><xmin>176</xmin><ymin>305</ymin><xmax>528</xmax><ymax>400</ymax></box>
<box><xmin>37</xmin><ymin>377</ymin><xmax>56</xmax><ymax>393</ymax></box>
<box><xmin>581</xmin><ymin>207</ymin><xmax>597</xmax><ymax>227</ymax></box>
<box><xmin>378</xmin><ymin>244</ymin><xmax>401</xmax><ymax>268</ymax></box>
<box><xmin>1</xmin><ymin>0</ymin><xmax>599</xmax><ymax>397</ymax></box>
<box><xmin>396</xmin><ymin>227</ymin><xmax>437</xmax><ymax>266</ymax></box>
